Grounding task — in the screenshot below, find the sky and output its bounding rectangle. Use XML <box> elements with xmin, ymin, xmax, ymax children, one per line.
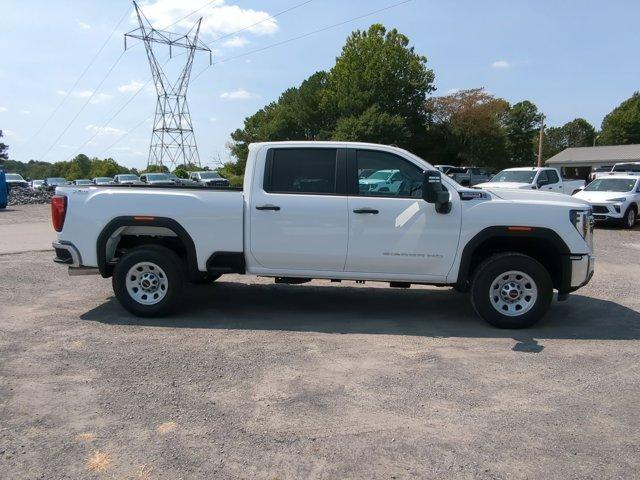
<box><xmin>1</xmin><ymin>0</ymin><xmax>639</xmax><ymax>170</ymax></box>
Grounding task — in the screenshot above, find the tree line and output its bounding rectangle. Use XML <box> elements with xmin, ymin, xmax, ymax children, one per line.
<box><xmin>221</xmin><ymin>24</ymin><xmax>640</xmax><ymax>181</ymax></box>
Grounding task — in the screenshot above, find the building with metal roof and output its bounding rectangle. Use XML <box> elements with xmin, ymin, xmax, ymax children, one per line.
<box><xmin>545</xmin><ymin>144</ymin><xmax>640</xmax><ymax>180</ymax></box>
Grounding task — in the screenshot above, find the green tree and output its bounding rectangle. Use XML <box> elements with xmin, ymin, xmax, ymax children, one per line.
<box><xmin>424</xmin><ymin>88</ymin><xmax>510</xmax><ymax>167</ymax></box>
<box><xmin>227</xmin><ymin>24</ymin><xmax>435</xmax><ymax>176</ymax></box>
<box><xmin>143</xmin><ymin>164</ymin><xmax>169</xmax><ymax>173</ymax></box>
<box><xmin>599</xmin><ymin>92</ymin><xmax>640</xmax><ymax>145</ymax></box>
<box><xmin>542</xmin><ymin>118</ymin><xmax>595</xmax><ymax>159</ymax></box>
<box><xmin>173</xmin><ymin>168</ymin><xmax>188</xmax><ymax>179</ymax></box>
<box><xmin>504</xmin><ymin>101</ymin><xmax>542</xmax><ymax>166</ymax></box>
<box><xmin>0</xmin><ymin>130</ymin><xmax>8</xmax><ymax>161</ymax></box>
<box><xmin>323</xmin><ymin>24</ymin><xmax>435</xmax><ymax>154</ymax></box>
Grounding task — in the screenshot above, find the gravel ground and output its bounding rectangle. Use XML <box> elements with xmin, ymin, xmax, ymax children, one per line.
<box><xmin>1</xmin><ymin>206</ymin><xmax>639</xmax><ymax>479</ymax></box>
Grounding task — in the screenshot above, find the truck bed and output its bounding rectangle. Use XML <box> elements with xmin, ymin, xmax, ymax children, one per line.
<box><xmin>56</xmin><ymin>185</ymin><xmax>244</xmax><ymax>270</ymax></box>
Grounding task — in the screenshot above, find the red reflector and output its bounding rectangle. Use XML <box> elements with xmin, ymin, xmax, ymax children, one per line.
<box><xmin>134</xmin><ymin>216</ymin><xmax>155</xmax><ymax>221</ymax></box>
<box><xmin>51</xmin><ymin>195</ymin><xmax>67</xmax><ymax>232</ymax></box>
<box><xmin>508</xmin><ymin>226</ymin><xmax>533</xmax><ymax>232</ymax></box>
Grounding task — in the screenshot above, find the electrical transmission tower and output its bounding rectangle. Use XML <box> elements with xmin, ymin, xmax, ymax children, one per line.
<box><xmin>125</xmin><ymin>2</ymin><xmax>211</xmax><ymax>171</ymax></box>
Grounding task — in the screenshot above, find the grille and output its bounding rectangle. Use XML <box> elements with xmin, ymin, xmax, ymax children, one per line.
<box><xmin>592</xmin><ymin>205</ymin><xmax>609</xmax><ymax>214</ymax></box>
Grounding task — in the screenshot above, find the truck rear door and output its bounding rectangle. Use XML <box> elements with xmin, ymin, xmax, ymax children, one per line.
<box><xmin>249</xmin><ymin>147</ymin><xmax>348</xmax><ymax>271</ymax></box>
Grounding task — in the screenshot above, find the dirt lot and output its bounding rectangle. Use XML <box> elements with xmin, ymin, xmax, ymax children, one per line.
<box><xmin>1</xmin><ymin>204</ymin><xmax>639</xmax><ymax>479</ymax></box>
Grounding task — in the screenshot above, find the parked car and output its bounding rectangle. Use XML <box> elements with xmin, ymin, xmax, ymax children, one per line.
<box><xmin>72</xmin><ymin>179</ymin><xmax>94</xmax><ymax>186</ymax></box>
<box><xmin>5</xmin><ymin>173</ymin><xmax>29</xmax><ymax>191</ymax></box>
<box><xmin>189</xmin><ymin>171</ymin><xmax>230</xmax><ymax>187</ymax></box>
<box><xmin>445</xmin><ymin>166</ymin><xmax>492</xmax><ymax>186</ymax></box>
<box><xmin>169</xmin><ymin>174</ymin><xmax>198</xmax><ymax>186</ymax></box>
<box><xmin>573</xmin><ymin>175</ymin><xmax>640</xmax><ymax>228</ymax></box>
<box><xmin>113</xmin><ymin>174</ymin><xmax>144</xmax><ymax>185</ymax></box>
<box><xmin>92</xmin><ymin>177</ymin><xmax>114</xmax><ymax>185</ymax></box>
<box><xmin>31</xmin><ymin>179</ymin><xmax>45</xmax><ymax>190</ymax></box>
<box><xmin>589</xmin><ymin>165</ymin><xmax>613</xmax><ymax>181</ymax></box>
<box><xmin>0</xmin><ymin>171</ymin><xmax>7</xmax><ymax>209</ymax></box>
<box><xmin>52</xmin><ymin>141</ymin><xmax>595</xmax><ymax>329</ymax></box>
<box><xmin>593</xmin><ymin>162</ymin><xmax>640</xmax><ymax>179</ymax></box>
<box><xmin>140</xmin><ymin>173</ymin><xmax>176</xmax><ymax>186</ymax></box>
<box><xmin>475</xmin><ymin>167</ymin><xmax>585</xmax><ymax>195</ymax></box>
<box><xmin>44</xmin><ymin>177</ymin><xmax>69</xmax><ymax>190</ymax></box>
<box><xmin>434</xmin><ymin>165</ymin><xmax>456</xmax><ymax>174</ymax></box>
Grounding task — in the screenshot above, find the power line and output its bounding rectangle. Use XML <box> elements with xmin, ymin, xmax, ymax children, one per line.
<box><xmin>40</xmin><ymin>50</ymin><xmax>126</xmax><ymax>161</ymax></box>
<box><xmin>207</xmin><ymin>0</ymin><xmax>314</xmax><ymax>45</ymax></box>
<box><xmin>28</xmin><ymin>6</ymin><xmax>130</xmax><ymax>144</ymax></box>
<box><xmin>191</xmin><ymin>0</ymin><xmax>412</xmax><ymax>83</ymax></box>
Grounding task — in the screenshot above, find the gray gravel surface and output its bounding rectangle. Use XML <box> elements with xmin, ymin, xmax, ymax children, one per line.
<box><xmin>1</xmin><ymin>206</ymin><xmax>639</xmax><ymax>479</ymax></box>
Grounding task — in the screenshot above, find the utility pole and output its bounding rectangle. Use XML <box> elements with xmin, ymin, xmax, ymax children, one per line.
<box><xmin>125</xmin><ymin>2</ymin><xmax>211</xmax><ymax>171</ymax></box>
<box><xmin>537</xmin><ymin>114</ymin><xmax>545</xmax><ymax>167</ymax></box>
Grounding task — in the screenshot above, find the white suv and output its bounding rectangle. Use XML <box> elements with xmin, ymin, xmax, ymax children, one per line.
<box><xmin>573</xmin><ymin>175</ymin><xmax>640</xmax><ymax>228</ymax></box>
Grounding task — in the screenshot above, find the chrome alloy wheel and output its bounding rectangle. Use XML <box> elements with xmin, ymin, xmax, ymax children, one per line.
<box><xmin>489</xmin><ymin>270</ymin><xmax>538</xmax><ymax>317</ymax></box>
<box><xmin>125</xmin><ymin>261</ymin><xmax>168</xmax><ymax>305</ymax></box>
<box><xmin>627</xmin><ymin>209</ymin><xmax>636</xmax><ymax>228</ymax></box>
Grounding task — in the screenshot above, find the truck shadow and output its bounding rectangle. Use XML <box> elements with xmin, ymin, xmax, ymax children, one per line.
<box><xmin>80</xmin><ymin>281</ymin><xmax>640</xmax><ymax>342</ymax></box>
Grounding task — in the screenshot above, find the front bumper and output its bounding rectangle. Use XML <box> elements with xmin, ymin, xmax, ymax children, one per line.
<box><xmin>591</xmin><ymin>203</ymin><xmax>625</xmax><ymax>221</ymax></box>
<box><xmin>569</xmin><ymin>254</ymin><xmax>595</xmax><ymax>289</ymax></box>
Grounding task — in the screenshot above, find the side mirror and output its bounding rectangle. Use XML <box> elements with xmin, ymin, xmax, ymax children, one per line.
<box><xmin>422</xmin><ymin>171</ymin><xmax>452</xmax><ymax>214</ymax></box>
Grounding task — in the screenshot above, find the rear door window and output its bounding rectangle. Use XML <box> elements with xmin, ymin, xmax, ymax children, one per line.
<box><xmin>265</xmin><ymin>148</ymin><xmax>338</xmax><ymax>194</ymax></box>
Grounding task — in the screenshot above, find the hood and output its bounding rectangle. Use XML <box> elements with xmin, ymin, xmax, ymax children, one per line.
<box><xmin>489</xmin><ymin>188</ymin><xmax>591</xmax><ymax>208</ymax></box>
<box><xmin>475</xmin><ymin>181</ymin><xmax>532</xmax><ymax>190</ymax></box>
<box><xmin>573</xmin><ymin>190</ymin><xmax>629</xmax><ymax>203</ymax></box>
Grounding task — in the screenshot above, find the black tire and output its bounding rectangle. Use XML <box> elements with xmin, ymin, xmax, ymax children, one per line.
<box><xmin>621</xmin><ymin>206</ymin><xmax>637</xmax><ymax>229</ymax></box>
<box><xmin>471</xmin><ymin>252</ymin><xmax>553</xmax><ymax>329</ymax></box>
<box><xmin>190</xmin><ymin>273</ymin><xmax>221</xmax><ymax>284</ymax></box>
<box><xmin>112</xmin><ymin>245</ymin><xmax>186</xmax><ymax>317</ymax></box>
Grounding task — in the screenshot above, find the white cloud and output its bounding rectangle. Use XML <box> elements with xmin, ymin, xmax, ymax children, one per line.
<box><xmin>77</xmin><ymin>21</ymin><xmax>91</xmax><ymax>30</ymax></box>
<box><xmin>3</xmin><ymin>129</ymin><xmax>15</xmax><ymax>137</ymax></box>
<box><xmin>85</xmin><ymin>124</ymin><xmax>126</xmax><ymax>136</ymax></box>
<box><xmin>491</xmin><ymin>60</ymin><xmax>511</xmax><ymax>69</ymax></box>
<box><xmin>0</xmin><ymin>106</ymin><xmax>7</xmax><ymax>112</ymax></box>
<box><xmin>57</xmin><ymin>90</ymin><xmax>112</xmax><ymax>103</ymax></box>
<box><xmin>20</xmin><ymin>110</ymin><xmax>31</xmax><ymax>115</ymax></box>
<box><xmin>209</xmin><ymin>117</ymin><xmax>217</xmax><ymax>122</ymax></box>
<box><xmin>221</xmin><ymin>36</ymin><xmax>249</xmax><ymax>48</ymax></box>
<box><xmin>118</xmin><ymin>80</ymin><xmax>145</xmax><ymax>93</ymax></box>
<box><xmin>220</xmin><ymin>88</ymin><xmax>255</xmax><ymax>100</ymax></box>
<box><xmin>133</xmin><ymin>0</ymin><xmax>278</xmax><ymax>37</ymax></box>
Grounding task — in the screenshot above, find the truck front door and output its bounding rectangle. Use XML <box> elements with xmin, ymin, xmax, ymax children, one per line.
<box><xmin>249</xmin><ymin>147</ymin><xmax>348</xmax><ymax>271</ymax></box>
<box><xmin>345</xmin><ymin>149</ymin><xmax>462</xmax><ymax>278</ymax></box>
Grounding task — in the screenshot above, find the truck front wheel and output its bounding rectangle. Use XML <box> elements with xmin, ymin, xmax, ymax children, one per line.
<box><xmin>471</xmin><ymin>253</ymin><xmax>552</xmax><ymax>328</ymax></box>
<box><xmin>112</xmin><ymin>245</ymin><xmax>186</xmax><ymax>317</ymax></box>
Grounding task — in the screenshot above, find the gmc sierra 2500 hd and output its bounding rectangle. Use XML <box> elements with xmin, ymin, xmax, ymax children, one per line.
<box><xmin>52</xmin><ymin>142</ymin><xmax>595</xmax><ymax>328</ymax></box>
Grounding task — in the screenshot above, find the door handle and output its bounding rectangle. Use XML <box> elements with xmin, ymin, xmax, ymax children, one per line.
<box><xmin>256</xmin><ymin>204</ymin><xmax>280</xmax><ymax>211</ymax></box>
<box><xmin>353</xmin><ymin>208</ymin><xmax>379</xmax><ymax>214</ymax></box>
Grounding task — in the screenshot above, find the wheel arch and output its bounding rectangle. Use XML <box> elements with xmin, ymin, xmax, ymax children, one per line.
<box><xmin>96</xmin><ymin>216</ymin><xmax>199</xmax><ymax>279</ymax></box>
<box><xmin>456</xmin><ymin>226</ymin><xmax>571</xmax><ymax>293</ymax></box>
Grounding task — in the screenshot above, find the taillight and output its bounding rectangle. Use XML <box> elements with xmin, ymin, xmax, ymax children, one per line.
<box><xmin>51</xmin><ymin>195</ymin><xmax>67</xmax><ymax>232</ymax></box>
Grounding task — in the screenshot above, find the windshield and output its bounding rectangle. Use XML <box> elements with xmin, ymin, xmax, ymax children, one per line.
<box><xmin>47</xmin><ymin>177</ymin><xmax>67</xmax><ymax>184</ymax></box>
<box><xmin>367</xmin><ymin>170</ymin><xmax>394</xmax><ymax>180</ymax></box>
<box><xmin>612</xmin><ymin>163</ymin><xmax>640</xmax><ymax>172</ymax></box>
<box><xmin>6</xmin><ymin>174</ymin><xmax>25</xmax><ymax>181</ymax></box>
<box><xmin>33</xmin><ymin>180</ymin><xmax>43</xmax><ymax>185</ymax></box>
<box><xmin>147</xmin><ymin>173</ymin><xmax>170</xmax><ymax>181</ymax></box>
<box><xmin>199</xmin><ymin>172</ymin><xmax>222</xmax><ymax>179</ymax></box>
<box><xmin>584</xmin><ymin>178</ymin><xmax>637</xmax><ymax>192</ymax></box>
<box><xmin>490</xmin><ymin>170</ymin><xmax>536</xmax><ymax>183</ymax></box>
<box><xmin>75</xmin><ymin>179</ymin><xmax>92</xmax><ymax>185</ymax></box>
<box><xmin>94</xmin><ymin>177</ymin><xmax>111</xmax><ymax>182</ymax></box>
<box><xmin>118</xmin><ymin>175</ymin><xmax>139</xmax><ymax>181</ymax></box>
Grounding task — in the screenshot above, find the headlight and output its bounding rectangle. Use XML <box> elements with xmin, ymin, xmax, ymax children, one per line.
<box><xmin>607</xmin><ymin>197</ymin><xmax>626</xmax><ymax>202</ymax></box>
<box><xmin>570</xmin><ymin>209</ymin><xmax>593</xmax><ymax>239</ymax></box>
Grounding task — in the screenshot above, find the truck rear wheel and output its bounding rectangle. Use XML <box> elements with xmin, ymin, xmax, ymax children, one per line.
<box><xmin>471</xmin><ymin>253</ymin><xmax>552</xmax><ymax>329</ymax></box>
<box><xmin>112</xmin><ymin>245</ymin><xmax>185</xmax><ymax>317</ymax></box>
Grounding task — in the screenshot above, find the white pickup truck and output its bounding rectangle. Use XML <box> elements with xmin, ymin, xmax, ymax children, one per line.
<box><xmin>52</xmin><ymin>142</ymin><xmax>595</xmax><ymax>329</ymax></box>
<box><xmin>475</xmin><ymin>167</ymin><xmax>585</xmax><ymax>195</ymax></box>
